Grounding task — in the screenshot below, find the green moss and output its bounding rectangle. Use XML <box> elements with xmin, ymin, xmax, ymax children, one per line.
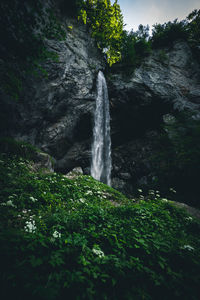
<box><xmin>158</xmin><ymin>50</ymin><xmax>169</xmax><ymax>64</ymax></box>
<box><xmin>0</xmin><ymin>137</ymin><xmax>40</xmax><ymax>160</ymax></box>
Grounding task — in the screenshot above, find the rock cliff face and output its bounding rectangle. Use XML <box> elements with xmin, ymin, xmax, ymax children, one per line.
<box><xmin>0</xmin><ymin>3</ymin><xmax>104</xmax><ymax>172</ymax></box>
<box><xmin>1</xmin><ymin>2</ymin><xmax>200</xmax><ymax>202</ymax></box>
<box><xmin>108</xmin><ymin>40</ymin><xmax>200</xmax><ymax>197</ymax></box>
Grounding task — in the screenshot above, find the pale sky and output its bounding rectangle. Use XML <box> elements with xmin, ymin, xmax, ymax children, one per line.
<box><xmin>115</xmin><ymin>0</ymin><xmax>200</xmax><ymax>31</ymax></box>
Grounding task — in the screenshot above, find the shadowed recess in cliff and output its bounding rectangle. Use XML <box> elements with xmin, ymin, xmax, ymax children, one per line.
<box><xmin>91</xmin><ymin>71</ymin><xmax>112</xmax><ymax>186</ymax></box>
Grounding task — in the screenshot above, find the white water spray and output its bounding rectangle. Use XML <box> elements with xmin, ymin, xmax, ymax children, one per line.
<box><xmin>91</xmin><ymin>71</ymin><xmax>112</xmax><ymax>186</ymax></box>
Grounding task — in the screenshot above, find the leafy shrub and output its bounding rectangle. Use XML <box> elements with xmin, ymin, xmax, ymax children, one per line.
<box><xmin>77</xmin><ymin>0</ymin><xmax>124</xmax><ymax>66</ymax></box>
<box><xmin>112</xmin><ymin>25</ymin><xmax>151</xmax><ymax>74</ymax></box>
<box><xmin>151</xmin><ymin>19</ymin><xmax>188</xmax><ymax>48</ymax></box>
<box><xmin>0</xmin><ymin>0</ymin><xmax>63</xmax><ymax>101</ymax></box>
<box><xmin>187</xmin><ymin>9</ymin><xmax>200</xmax><ymax>45</ymax></box>
<box><xmin>0</xmin><ymin>137</ymin><xmax>40</xmax><ymax>160</ymax></box>
<box><xmin>186</xmin><ymin>9</ymin><xmax>200</xmax><ymax>62</ymax></box>
<box><xmin>0</xmin><ymin>149</ymin><xmax>200</xmax><ymax>299</ymax></box>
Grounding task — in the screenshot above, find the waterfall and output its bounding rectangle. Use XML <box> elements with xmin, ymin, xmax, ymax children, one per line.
<box><xmin>91</xmin><ymin>71</ymin><xmax>112</xmax><ymax>186</ymax></box>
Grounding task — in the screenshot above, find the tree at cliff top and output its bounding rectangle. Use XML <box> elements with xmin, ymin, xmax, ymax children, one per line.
<box><xmin>151</xmin><ymin>9</ymin><xmax>200</xmax><ymax>51</ymax></box>
<box><xmin>78</xmin><ymin>0</ymin><xmax>124</xmax><ymax>66</ymax></box>
<box><xmin>187</xmin><ymin>9</ymin><xmax>200</xmax><ymax>60</ymax></box>
<box><xmin>113</xmin><ymin>8</ymin><xmax>200</xmax><ymax>71</ymax></box>
<box><xmin>119</xmin><ymin>25</ymin><xmax>151</xmax><ymax>72</ymax></box>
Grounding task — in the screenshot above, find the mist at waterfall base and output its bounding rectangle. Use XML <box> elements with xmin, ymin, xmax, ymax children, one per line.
<box><xmin>91</xmin><ymin>71</ymin><xmax>112</xmax><ymax>186</ymax></box>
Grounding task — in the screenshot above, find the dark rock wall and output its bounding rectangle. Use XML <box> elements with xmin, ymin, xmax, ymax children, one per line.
<box><xmin>108</xmin><ymin>41</ymin><xmax>200</xmax><ymax>205</ymax></box>
<box><xmin>1</xmin><ymin>1</ymin><xmax>200</xmax><ymax>205</ymax></box>
<box><xmin>0</xmin><ymin>0</ymin><xmax>105</xmax><ymax>173</ymax></box>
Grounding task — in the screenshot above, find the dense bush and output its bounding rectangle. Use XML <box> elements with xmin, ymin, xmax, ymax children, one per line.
<box><xmin>0</xmin><ymin>0</ymin><xmax>64</xmax><ymax>100</ymax></box>
<box><xmin>0</xmin><ymin>137</ymin><xmax>40</xmax><ymax>160</ymax></box>
<box><xmin>119</xmin><ymin>25</ymin><xmax>151</xmax><ymax>73</ymax></box>
<box><xmin>117</xmin><ymin>9</ymin><xmax>200</xmax><ymax>71</ymax></box>
<box><xmin>186</xmin><ymin>9</ymin><xmax>200</xmax><ymax>62</ymax></box>
<box><xmin>0</xmin><ymin>141</ymin><xmax>200</xmax><ymax>299</ymax></box>
<box><xmin>187</xmin><ymin>9</ymin><xmax>200</xmax><ymax>44</ymax></box>
<box><xmin>151</xmin><ymin>9</ymin><xmax>200</xmax><ymax>52</ymax></box>
<box><xmin>151</xmin><ymin>19</ymin><xmax>188</xmax><ymax>48</ymax></box>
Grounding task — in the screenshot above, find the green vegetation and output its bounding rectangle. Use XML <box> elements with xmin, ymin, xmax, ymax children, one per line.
<box><xmin>0</xmin><ymin>140</ymin><xmax>200</xmax><ymax>299</ymax></box>
<box><xmin>0</xmin><ymin>137</ymin><xmax>41</xmax><ymax>160</ymax></box>
<box><xmin>150</xmin><ymin>9</ymin><xmax>200</xmax><ymax>62</ymax></box>
<box><xmin>151</xmin><ymin>19</ymin><xmax>188</xmax><ymax>48</ymax></box>
<box><xmin>111</xmin><ymin>9</ymin><xmax>200</xmax><ymax>73</ymax></box>
<box><xmin>0</xmin><ymin>0</ymin><xmax>64</xmax><ymax>101</ymax></box>
<box><xmin>77</xmin><ymin>0</ymin><xmax>123</xmax><ymax>66</ymax></box>
<box><xmin>117</xmin><ymin>25</ymin><xmax>151</xmax><ymax>73</ymax></box>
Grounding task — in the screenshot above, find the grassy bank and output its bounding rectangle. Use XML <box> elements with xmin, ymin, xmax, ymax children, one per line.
<box><xmin>0</xmin><ymin>142</ymin><xmax>200</xmax><ymax>299</ymax></box>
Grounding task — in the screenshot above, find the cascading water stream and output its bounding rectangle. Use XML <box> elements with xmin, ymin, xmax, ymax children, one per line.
<box><xmin>91</xmin><ymin>71</ymin><xmax>112</xmax><ymax>186</ymax></box>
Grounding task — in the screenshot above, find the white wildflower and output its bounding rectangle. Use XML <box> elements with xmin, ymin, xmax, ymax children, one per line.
<box><xmin>161</xmin><ymin>198</ymin><xmax>168</xmax><ymax>202</ymax></box>
<box><xmin>92</xmin><ymin>247</ymin><xmax>105</xmax><ymax>258</ymax></box>
<box><xmin>52</xmin><ymin>231</ymin><xmax>61</xmax><ymax>238</ymax></box>
<box><xmin>85</xmin><ymin>191</ymin><xmax>93</xmax><ymax>195</ymax></box>
<box><xmin>138</xmin><ymin>189</ymin><xmax>143</xmax><ymax>193</ymax></box>
<box><xmin>6</xmin><ymin>200</ymin><xmax>15</xmax><ymax>207</ymax></box>
<box><xmin>181</xmin><ymin>245</ymin><xmax>194</xmax><ymax>251</ymax></box>
<box><xmin>149</xmin><ymin>190</ymin><xmax>155</xmax><ymax>195</ymax></box>
<box><xmin>170</xmin><ymin>188</ymin><xmax>176</xmax><ymax>193</ymax></box>
<box><xmin>24</xmin><ymin>220</ymin><xmax>36</xmax><ymax>233</ymax></box>
<box><xmin>79</xmin><ymin>198</ymin><xmax>85</xmax><ymax>203</ymax></box>
<box><xmin>30</xmin><ymin>196</ymin><xmax>38</xmax><ymax>202</ymax></box>
<box><xmin>185</xmin><ymin>216</ymin><xmax>193</xmax><ymax>221</ymax></box>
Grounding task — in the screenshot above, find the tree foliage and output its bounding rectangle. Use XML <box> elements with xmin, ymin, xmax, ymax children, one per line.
<box><xmin>187</xmin><ymin>9</ymin><xmax>200</xmax><ymax>46</ymax></box>
<box><xmin>151</xmin><ymin>9</ymin><xmax>200</xmax><ymax>50</ymax></box>
<box><xmin>78</xmin><ymin>0</ymin><xmax>124</xmax><ymax>66</ymax></box>
<box><xmin>116</xmin><ymin>25</ymin><xmax>151</xmax><ymax>72</ymax></box>
<box><xmin>151</xmin><ymin>19</ymin><xmax>188</xmax><ymax>48</ymax></box>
